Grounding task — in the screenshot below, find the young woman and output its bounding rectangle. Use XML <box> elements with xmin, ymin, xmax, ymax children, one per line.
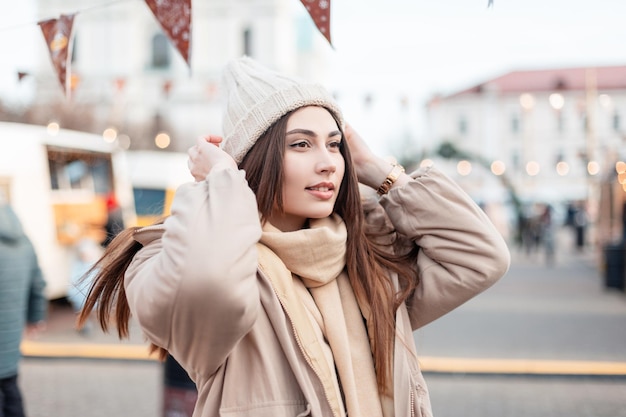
<box><xmin>79</xmin><ymin>56</ymin><xmax>510</xmax><ymax>417</ymax></box>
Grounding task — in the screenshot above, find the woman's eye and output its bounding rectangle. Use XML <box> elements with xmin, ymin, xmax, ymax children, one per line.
<box><xmin>329</xmin><ymin>141</ymin><xmax>342</xmax><ymax>149</ymax></box>
<box><xmin>289</xmin><ymin>141</ymin><xmax>309</xmax><ymax>148</ymax></box>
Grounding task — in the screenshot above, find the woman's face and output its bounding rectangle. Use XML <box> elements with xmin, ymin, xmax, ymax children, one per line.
<box><xmin>268</xmin><ymin>106</ymin><xmax>345</xmax><ymax>231</ymax></box>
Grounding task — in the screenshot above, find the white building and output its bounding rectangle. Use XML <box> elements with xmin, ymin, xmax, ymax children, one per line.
<box><xmin>425</xmin><ymin>65</ymin><xmax>626</xmax><ymax>207</ymax></box>
<box><xmin>3</xmin><ymin>0</ymin><xmax>333</xmax><ymax>152</ymax></box>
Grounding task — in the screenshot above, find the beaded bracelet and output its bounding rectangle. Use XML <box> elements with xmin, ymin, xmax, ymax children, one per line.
<box><xmin>377</xmin><ymin>163</ymin><xmax>405</xmax><ymax>196</ymax></box>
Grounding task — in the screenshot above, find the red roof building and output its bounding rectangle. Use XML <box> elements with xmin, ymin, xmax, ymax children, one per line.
<box><xmin>448</xmin><ymin>66</ymin><xmax>626</xmax><ymax>97</ymax></box>
<box><xmin>425</xmin><ymin>65</ymin><xmax>626</xmax><ymax>205</ymax></box>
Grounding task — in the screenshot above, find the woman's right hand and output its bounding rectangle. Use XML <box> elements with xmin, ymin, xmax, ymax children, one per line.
<box><xmin>187</xmin><ymin>135</ymin><xmax>238</xmax><ymax>181</ymax></box>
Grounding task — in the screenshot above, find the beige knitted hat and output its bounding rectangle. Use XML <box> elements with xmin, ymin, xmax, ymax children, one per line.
<box><xmin>221</xmin><ymin>56</ymin><xmax>344</xmax><ymax>163</ymax></box>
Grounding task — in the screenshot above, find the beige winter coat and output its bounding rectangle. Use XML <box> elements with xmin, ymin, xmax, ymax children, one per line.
<box><xmin>125</xmin><ymin>165</ymin><xmax>510</xmax><ymax>417</ymax></box>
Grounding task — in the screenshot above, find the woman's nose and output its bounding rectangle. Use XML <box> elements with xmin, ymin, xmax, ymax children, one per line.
<box><xmin>316</xmin><ymin>150</ymin><xmax>337</xmax><ymax>174</ymax></box>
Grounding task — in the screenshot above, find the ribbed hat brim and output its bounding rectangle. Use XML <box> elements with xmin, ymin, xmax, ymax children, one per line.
<box><xmin>221</xmin><ymin>56</ymin><xmax>344</xmax><ymax>163</ymax></box>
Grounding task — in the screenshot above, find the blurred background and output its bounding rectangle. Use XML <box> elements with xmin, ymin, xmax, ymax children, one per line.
<box><xmin>1</xmin><ymin>1</ymin><xmax>626</xmax><ymax>416</ymax></box>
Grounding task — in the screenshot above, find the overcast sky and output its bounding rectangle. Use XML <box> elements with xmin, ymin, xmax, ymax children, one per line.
<box><xmin>2</xmin><ymin>0</ymin><xmax>624</xmax><ymax>154</ymax></box>
<box><xmin>311</xmin><ymin>0</ymin><xmax>626</xmax><ymax>153</ymax></box>
<box><xmin>327</xmin><ymin>0</ymin><xmax>626</xmax><ymax>99</ymax></box>
<box><xmin>4</xmin><ymin>0</ymin><xmax>623</xmax><ymax>103</ymax></box>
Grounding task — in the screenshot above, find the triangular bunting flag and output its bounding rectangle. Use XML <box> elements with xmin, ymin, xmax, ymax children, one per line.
<box><xmin>17</xmin><ymin>71</ymin><xmax>30</xmax><ymax>82</ymax></box>
<box><xmin>38</xmin><ymin>14</ymin><xmax>75</xmax><ymax>98</ymax></box>
<box><xmin>144</xmin><ymin>0</ymin><xmax>192</xmax><ymax>68</ymax></box>
<box><xmin>300</xmin><ymin>0</ymin><xmax>332</xmax><ymax>45</ymax></box>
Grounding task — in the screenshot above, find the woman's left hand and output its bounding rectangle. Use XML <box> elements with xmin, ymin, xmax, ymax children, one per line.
<box><xmin>188</xmin><ymin>135</ymin><xmax>238</xmax><ymax>181</ymax></box>
<box><xmin>344</xmin><ymin>124</ymin><xmax>398</xmax><ymax>190</ymax></box>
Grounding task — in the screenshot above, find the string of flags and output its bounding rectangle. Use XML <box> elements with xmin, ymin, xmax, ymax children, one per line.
<box><xmin>143</xmin><ymin>0</ymin><xmax>192</xmax><ymax>67</ymax></box>
<box><xmin>37</xmin><ymin>14</ymin><xmax>76</xmax><ymax>98</ymax></box>
<box><xmin>28</xmin><ymin>0</ymin><xmax>332</xmax><ymax>98</ymax></box>
<box><xmin>28</xmin><ymin>0</ymin><xmax>492</xmax><ymax>98</ymax></box>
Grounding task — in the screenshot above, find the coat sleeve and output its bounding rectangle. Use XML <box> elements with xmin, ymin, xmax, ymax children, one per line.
<box><xmin>124</xmin><ymin>166</ymin><xmax>262</xmax><ymax>377</ymax></box>
<box><xmin>378</xmin><ymin>165</ymin><xmax>511</xmax><ymax>329</ymax></box>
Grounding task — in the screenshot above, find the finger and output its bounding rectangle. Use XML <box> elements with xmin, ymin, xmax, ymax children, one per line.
<box><xmin>204</xmin><ymin>135</ymin><xmax>223</xmax><ymax>146</ymax></box>
<box><xmin>187</xmin><ymin>144</ymin><xmax>198</xmax><ymax>158</ymax></box>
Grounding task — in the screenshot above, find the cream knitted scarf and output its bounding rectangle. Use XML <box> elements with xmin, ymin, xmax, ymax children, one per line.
<box><xmin>258</xmin><ymin>215</ymin><xmax>386</xmax><ymax>417</ymax></box>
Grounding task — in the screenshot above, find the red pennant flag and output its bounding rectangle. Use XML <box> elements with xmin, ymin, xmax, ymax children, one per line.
<box><xmin>38</xmin><ymin>14</ymin><xmax>75</xmax><ymax>98</ymax></box>
<box><xmin>300</xmin><ymin>0</ymin><xmax>332</xmax><ymax>45</ymax></box>
<box><xmin>114</xmin><ymin>78</ymin><xmax>127</xmax><ymax>92</ymax></box>
<box><xmin>144</xmin><ymin>0</ymin><xmax>192</xmax><ymax>68</ymax></box>
<box><xmin>162</xmin><ymin>79</ymin><xmax>173</xmax><ymax>97</ymax></box>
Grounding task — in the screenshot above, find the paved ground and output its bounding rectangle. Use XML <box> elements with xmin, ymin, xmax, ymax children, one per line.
<box><xmin>16</xmin><ymin>228</ymin><xmax>626</xmax><ymax>416</ymax></box>
<box><xmin>20</xmin><ymin>359</ymin><xmax>162</xmax><ymax>417</ymax></box>
<box><xmin>426</xmin><ymin>373</ymin><xmax>626</xmax><ymax>417</ymax></box>
<box><xmin>19</xmin><ymin>358</ymin><xmax>626</xmax><ymax>417</ymax></box>
<box><xmin>416</xmin><ymin>236</ymin><xmax>626</xmax><ymax>374</ymax></box>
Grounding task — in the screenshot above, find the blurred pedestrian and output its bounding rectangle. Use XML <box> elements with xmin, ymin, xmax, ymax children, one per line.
<box><xmin>539</xmin><ymin>204</ymin><xmax>556</xmax><ymax>266</ymax></box>
<box><xmin>101</xmin><ymin>192</ymin><xmax>124</xmax><ymax>248</ymax></box>
<box><xmin>573</xmin><ymin>202</ymin><xmax>588</xmax><ymax>252</ymax></box>
<box><xmin>0</xmin><ymin>192</ymin><xmax>47</xmax><ymax>417</ymax></box>
<box><xmin>519</xmin><ymin>204</ymin><xmax>541</xmax><ymax>255</ymax></box>
<box><xmin>80</xmin><ymin>56</ymin><xmax>510</xmax><ymax>417</ymax></box>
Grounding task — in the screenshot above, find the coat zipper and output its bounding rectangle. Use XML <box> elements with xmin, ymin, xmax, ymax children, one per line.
<box><xmin>409</xmin><ymin>377</ymin><xmax>416</xmax><ymax>417</ymax></box>
<box><xmin>271</xmin><ymin>286</ymin><xmax>341</xmax><ymax>417</ymax></box>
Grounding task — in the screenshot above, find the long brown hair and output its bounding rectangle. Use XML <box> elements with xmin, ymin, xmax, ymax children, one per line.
<box><xmin>77</xmin><ymin>226</ymin><xmax>154</xmax><ymax>349</ymax></box>
<box><xmin>78</xmin><ymin>106</ymin><xmax>419</xmax><ymax>393</ymax></box>
<box><xmin>241</xmin><ymin>107</ymin><xmax>418</xmax><ymax>394</ymax></box>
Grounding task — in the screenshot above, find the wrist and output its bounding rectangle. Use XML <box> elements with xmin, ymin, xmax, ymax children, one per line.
<box><xmin>358</xmin><ymin>158</ymin><xmax>393</xmax><ymax>189</ymax></box>
<box><xmin>377</xmin><ymin>163</ymin><xmax>405</xmax><ymax>196</ymax></box>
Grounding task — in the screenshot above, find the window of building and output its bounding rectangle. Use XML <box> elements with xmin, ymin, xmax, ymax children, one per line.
<box><xmin>71</xmin><ymin>36</ymin><xmax>77</xmax><ymax>63</ymax></box>
<box><xmin>243</xmin><ymin>27</ymin><xmax>253</xmax><ymax>57</ymax></box>
<box><xmin>511</xmin><ymin>114</ymin><xmax>520</xmax><ymax>133</ymax></box>
<box><xmin>613</xmin><ymin>112</ymin><xmax>621</xmax><ymax>132</ymax></box>
<box><xmin>580</xmin><ymin>112</ymin><xmax>587</xmax><ymax>133</ymax></box>
<box><xmin>555</xmin><ymin>152</ymin><xmax>564</xmax><ymax>165</ymax></box>
<box><xmin>512</xmin><ymin>152</ymin><xmax>520</xmax><ymax>171</ymax></box>
<box><xmin>458</xmin><ymin>116</ymin><xmax>468</xmax><ymax>135</ymax></box>
<box><xmin>556</xmin><ymin>111</ymin><xmax>565</xmax><ymax>133</ymax></box>
<box><xmin>296</xmin><ymin>15</ymin><xmax>314</xmax><ymax>52</ymax></box>
<box><xmin>151</xmin><ymin>33</ymin><xmax>171</xmax><ymax>69</ymax></box>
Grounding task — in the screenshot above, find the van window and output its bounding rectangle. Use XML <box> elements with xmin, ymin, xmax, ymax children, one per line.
<box><xmin>133</xmin><ymin>188</ymin><xmax>166</xmax><ymax>216</ymax></box>
<box><xmin>47</xmin><ymin>147</ymin><xmax>113</xmax><ymax>194</ymax></box>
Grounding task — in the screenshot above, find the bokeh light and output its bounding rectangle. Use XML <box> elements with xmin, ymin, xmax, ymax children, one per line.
<box><xmin>490</xmin><ymin>160</ymin><xmax>506</xmax><ymax>176</ymax></box>
<box><xmin>519</xmin><ymin>93</ymin><xmax>535</xmax><ymax>110</ymax></box>
<box><xmin>103</xmin><ymin>127</ymin><xmax>117</xmax><ymax>143</ymax></box>
<box><xmin>526</xmin><ymin>161</ymin><xmax>540</xmax><ymax>176</ymax></box>
<box><xmin>549</xmin><ymin>93</ymin><xmax>564</xmax><ymax>110</ymax></box>
<box><xmin>117</xmin><ymin>134</ymin><xmax>131</xmax><ymax>150</ymax></box>
<box><xmin>457</xmin><ymin>160</ymin><xmax>472</xmax><ymax>176</ymax></box>
<box><xmin>47</xmin><ymin>121</ymin><xmax>60</xmax><ymax>136</ymax></box>
<box><xmin>587</xmin><ymin>161</ymin><xmax>600</xmax><ymax>176</ymax></box>
<box><xmin>155</xmin><ymin>132</ymin><xmax>171</xmax><ymax>149</ymax></box>
<box><xmin>598</xmin><ymin>94</ymin><xmax>613</xmax><ymax>109</ymax></box>
<box><xmin>556</xmin><ymin>161</ymin><xmax>570</xmax><ymax>176</ymax></box>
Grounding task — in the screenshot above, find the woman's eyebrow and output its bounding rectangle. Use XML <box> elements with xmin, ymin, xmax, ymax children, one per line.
<box><xmin>286</xmin><ymin>128</ymin><xmax>342</xmax><ymax>138</ymax></box>
<box><xmin>286</xmin><ymin>128</ymin><xmax>316</xmax><ymax>136</ymax></box>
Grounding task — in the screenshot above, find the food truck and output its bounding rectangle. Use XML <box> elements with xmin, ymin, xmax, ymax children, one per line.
<box><xmin>0</xmin><ymin>122</ymin><xmax>134</xmax><ymax>299</ymax></box>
